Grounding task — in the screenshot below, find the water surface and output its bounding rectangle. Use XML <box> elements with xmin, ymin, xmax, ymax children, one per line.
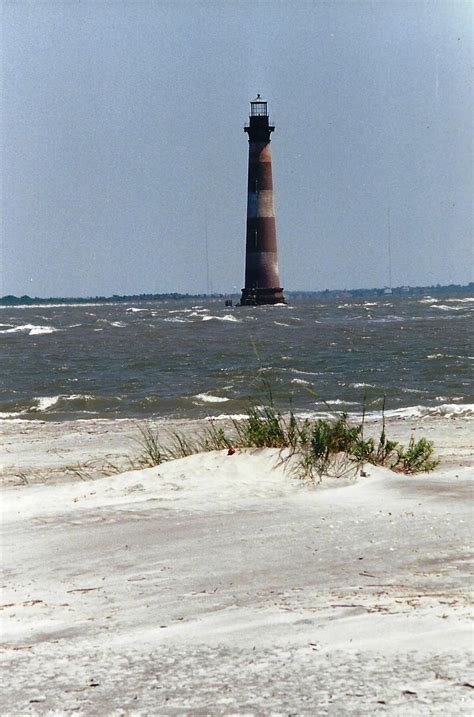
<box><xmin>1</xmin><ymin>294</ymin><xmax>472</xmax><ymax>421</ymax></box>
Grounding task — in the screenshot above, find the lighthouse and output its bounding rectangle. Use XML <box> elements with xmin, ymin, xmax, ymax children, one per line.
<box><xmin>240</xmin><ymin>95</ymin><xmax>286</xmax><ymax>306</ymax></box>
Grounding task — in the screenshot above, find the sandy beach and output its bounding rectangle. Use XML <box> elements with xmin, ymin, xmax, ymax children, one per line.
<box><xmin>1</xmin><ymin>412</ymin><xmax>473</xmax><ymax>715</ymax></box>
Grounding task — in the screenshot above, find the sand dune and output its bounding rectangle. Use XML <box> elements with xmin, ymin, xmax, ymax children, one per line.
<box><xmin>1</xmin><ymin>416</ymin><xmax>473</xmax><ymax>715</ymax></box>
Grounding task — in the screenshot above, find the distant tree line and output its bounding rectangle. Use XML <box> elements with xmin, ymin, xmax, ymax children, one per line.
<box><xmin>287</xmin><ymin>282</ymin><xmax>474</xmax><ymax>299</ymax></box>
<box><xmin>1</xmin><ymin>283</ymin><xmax>472</xmax><ymax>306</ymax></box>
<box><xmin>0</xmin><ymin>292</ymin><xmax>226</xmax><ymax>306</ymax></box>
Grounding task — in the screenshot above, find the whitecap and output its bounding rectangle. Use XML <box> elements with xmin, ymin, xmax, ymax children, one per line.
<box><xmin>201</xmin><ymin>314</ymin><xmax>241</xmax><ymax>322</ymax></box>
<box><xmin>433</xmin><ymin>304</ymin><xmax>469</xmax><ymax>312</ymax></box>
<box><xmin>370</xmin><ymin>316</ymin><xmax>404</xmax><ymax>323</ymax></box>
<box><xmin>126</xmin><ymin>307</ymin><xmax>148</xmax><ymax>313</ymax></box>
<box><xmin>274</xmin><ymin>321</ymin><xmax>290</xmax><ymax>327</ymax></box>
<box><xmin>324</xmin><ymin>399</ymin><xmax>359</xmax><ymax>406</ymax></box>
<box><xmin>30</xmin><ymin>326</ymin><xmax>56</xmax><ymax>335</ymax></box>
<box><xmin>291</xmin><ymin>369</ymin><xmax>325</xmax><ymax>377</ymax></box>
<box><xmin>0</xmin><ymin>323</ymin><xmax>57</xmax><ymax>335</ymax></box>
<box><xmin>164</xmin><ymin>317</ymin><xmax>191</xmax><ymax>323</ymax></box>
<box><xmin>97</xmin><ymin>319</ymin><xmax>127</xmax><ymax>327</ymax></box>
<box><xmin>206</xmin><ymin>413</ymin><xmax>249</xmax><ymax>421</ymax></box>
<box><xmin>444</xmin><ymin>298</ymin><xmax>474</xmax><ymax>304</ymax></box>
<box><xmin>31</xmin><ymin>396</ymin><xmax>61</xmax><ymax>412</ymax></box>
<box><xmin>29</xmin><ymin>394</ymin><xmax>96</xmax><ymax>413</ymax></box>
<box><xmin>350</xmin><ymin>382</ymin><xmax>376</xmax><ymax>389</ymax></box>
<box><xmin>194</xmin><ymin>393</ymin><xmax>230</xmax><ymax>403</ymax></box>
<box><xmin>380</xmin><ymin>404</ymin><xmax>474</xmax><ymax>419</ymax></box>
<box><xmin>291</xmin><ymin>378</ymin><xmax>311</xmax><ymax>386</ymax></box>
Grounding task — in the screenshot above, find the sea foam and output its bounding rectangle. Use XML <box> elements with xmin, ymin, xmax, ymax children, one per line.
<box><xmin>201</xmin><ymin>315</ymin><xmax>240</xmax><ymax>322</ymax></box>
<box><xmin>194</xmin><ymin>393</ymin><xmax>230</xmax><ymax>403</ymax></box>
<box><xmin>0</xmin><ymin>324</ymin><xmax>57</xmax><ymax>335</ymax></box>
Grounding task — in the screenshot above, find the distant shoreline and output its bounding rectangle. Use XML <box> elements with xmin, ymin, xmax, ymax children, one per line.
<box><xmin>1</xmin><ymin>282</ymin><xmax>473</xmax><ymax>306</ymax></box>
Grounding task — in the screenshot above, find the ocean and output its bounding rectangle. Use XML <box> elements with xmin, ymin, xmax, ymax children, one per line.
<box><xmin>1</xmin><ymin>294</ymin><xmax>472</xmax><ymax>422</ymax></box>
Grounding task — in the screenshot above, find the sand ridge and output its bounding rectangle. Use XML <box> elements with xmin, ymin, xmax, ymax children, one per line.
<box><xmin>1</xmin><ymin>415</ymin><xmax>473</xmax><ymax>715</ymax></box>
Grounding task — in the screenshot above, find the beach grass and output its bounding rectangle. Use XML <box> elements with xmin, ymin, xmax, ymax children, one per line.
<box><xmin>131</xmin><ymin>403</ymin><xmax>439</xmax><ymax>481</ymax></box>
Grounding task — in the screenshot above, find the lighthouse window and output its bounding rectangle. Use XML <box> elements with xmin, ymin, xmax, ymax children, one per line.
<box><xmin>254</xmin><ymin>231</ymin><xmax>258</xmax><ymax>247</ymax></box>
<box><xmin>250</xmin><ymin>102</ymin><xmax>267</xmax><ymax>116</ymax></box>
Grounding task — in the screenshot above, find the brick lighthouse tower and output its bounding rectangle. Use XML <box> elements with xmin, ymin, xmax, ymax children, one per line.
<box><xmin>240</xmin><ymin>95</ymin><xmax>285</xmax><ymax>306</ymax></box>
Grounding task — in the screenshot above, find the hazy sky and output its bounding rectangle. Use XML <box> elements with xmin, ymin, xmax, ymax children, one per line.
<box><xmin>2</xmin><ymin>0</ymin><xmax>472</xmax><ymax>296</ymax></box>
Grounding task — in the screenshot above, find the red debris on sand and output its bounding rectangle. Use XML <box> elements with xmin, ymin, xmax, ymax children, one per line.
<box><xmin>227</xmin><ymin>447</ymin><xmax>236</xmax><ymax>456</ymax></box>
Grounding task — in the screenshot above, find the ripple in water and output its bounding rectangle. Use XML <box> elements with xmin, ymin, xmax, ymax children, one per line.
<box><xmin>1</xmin><ymin>294</ymin><xmax>472</xmax><ymax>420</ymax></box>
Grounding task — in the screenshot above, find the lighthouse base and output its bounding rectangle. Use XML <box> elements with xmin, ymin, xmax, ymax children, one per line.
<box><xmin>239</xmin><ymin>287</ymin><xmax>286</xmax><ymax>306</ymax></box>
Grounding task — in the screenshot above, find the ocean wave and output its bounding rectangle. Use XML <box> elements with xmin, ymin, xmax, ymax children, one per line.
<box><xmin>443</xmin><ymin>297</ymin><xmax>474</xmax><ymax>304</ymax></box>
<box><xmin>369</xmin><ymin>316</ymin><xmax>404</xmax><ymax>323</ymax></box>
<box><xmin>433</xmin><ymin>305</ymin><xmax>470</xmax><ymax>312</ymax></box>
<box><xmin>194</xmin><ymin>393</ymin><xmax>230</xmax><ymax>403</ymax></box>
<box><xmin>97</xmin><ymin>320</ymin><xmax>127</xmax><ymax>327</ymax></box>
<box><xmin>164</xmin><ymin>317</ymin><xmax>191</xmax><ymax>323</ymax></box>
<box><xmin>350</xmin><ymin>382</ymin><xmax>376</xmax><ymax>388</ymax></box>
<box><xmin>126</xmin><ymin>307</ymin><xmax>149</xmax><ymax>313</ymax></box>
<box><xmin>207</xmin><ymin>403</ymin><xmax>474</xmax><ymax>423</ymax></box>
<box><xmin>324</xmin><ymin>399</ymin><xmax>359</xmax><ymax>406</ymax></box>
<box><xmin>401</xmin><ymin>387</ymin><xmax>428</xmax><ymax>394</ymax></box>
<box><xmin>31</xmin><ymin>396</ymin><xmax>62</xmax><ymax>411</ymax></box>
<box><xmin>378</xmin><ymin>403</ymin><xmax>474</xmax><ymax>419</ymax></box>
<box><xmin>0</xmin><ymin>323</ymin><xmax>57</xmax><ymax>335</ymax></box>
<box><xmin>290</xmin><ymin>369</ymin><xmax>325</xmax><ymax>377</ymax></box>
<box><xmin>201</xmin><ymin>314</ymin><xmax>240</xmax><ymax>322</ymax></box>
<box><xmin>206</xmin><ymin>413</ymin><xmax>249</xmax><ymax>421</ymax></box>
<box><xmin>274</xmin><ymin>321</ymin><xmax>290</xmax><ymax>327</ymax></box>
<box><xmin>0</xmin><ymin>302</ymin><xmax>106</xmax><ymax>309</ymax></box>
<box><xmin>0</xmin><ymin>415</ymin><xmax>35</xmax><ymax>421</ymax></box>
<box><xmin>418</xmin><ymin>297</ymin><xmax>438</xmax><ymax>304</ymax></box>
<box><xmin>291</xmin><ymin>378</ymin><xmax>312</xmax><ymax>386</ymax></box>
<box><xmin>26</xmin><ymin>394</ymin><xmax>98</xmax><ymax>413</ymax></box>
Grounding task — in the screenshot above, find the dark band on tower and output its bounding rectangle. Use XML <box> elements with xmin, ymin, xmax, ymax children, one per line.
<box><xmin>240</xmin><ymin>95</ymin><xmax>286</xmax><ymax>306</ymax></box>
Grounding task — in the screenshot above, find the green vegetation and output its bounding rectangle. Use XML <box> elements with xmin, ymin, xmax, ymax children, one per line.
<box><xmin>131</xmin><ymin>403</ymin><xmax>439</xmax><ymax>481</ymax></box>
<box><xmin>1</xmin><ymin>282</ymin><xmax>472</xmax><ymax>306</ymax></box>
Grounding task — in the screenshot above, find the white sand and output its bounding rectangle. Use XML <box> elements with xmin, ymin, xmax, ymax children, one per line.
<box><xmin>1</xmin><ymin>414</ymin><xmax>473</xmax><ymax>715</ymax></box>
